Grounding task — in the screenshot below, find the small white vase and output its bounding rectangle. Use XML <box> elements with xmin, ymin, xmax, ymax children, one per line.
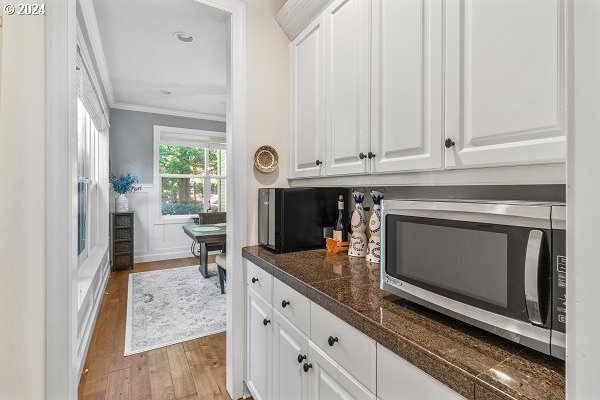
<box><xmin>349</xmin><ymin>191</ymin><xmax>367</xmax><ymax>258</ymax></box>
<box><xmin>115</xmin><ymin>194</ymin><xmax>129</xmax><ymax>212</ymax></box>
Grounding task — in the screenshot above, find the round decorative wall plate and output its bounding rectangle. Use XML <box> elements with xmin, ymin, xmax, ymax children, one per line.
<box><xmin>254</xmin><ymin>145</ymin><xmax>279</xmax><ymax>173</ymax></box>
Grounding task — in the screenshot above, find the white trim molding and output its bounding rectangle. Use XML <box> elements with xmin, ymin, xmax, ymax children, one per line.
<box><xmin>111</xmin><ymin>103</ymin><xmax>226</xmax><ymax>122</ymax></box>
<box><xmin>276</xmin><ymin>0</ymin><xmax>333</xmax><ymax>40</ymax></box>
<box><xmin>567</xmin><ymin>0</ymin><xmax>600</xmax><ymax>397</ymax></box>
<box><xmin>46</xmin><ymin>0</ymin><xmax>79</xmax><ymax>398</ymax></box>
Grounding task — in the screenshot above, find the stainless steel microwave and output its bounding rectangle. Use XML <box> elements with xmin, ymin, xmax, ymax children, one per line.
<box><xmin>381</xmin><ymin>200</ymin><xmax>566</xmax><ymax>359</ymax></box>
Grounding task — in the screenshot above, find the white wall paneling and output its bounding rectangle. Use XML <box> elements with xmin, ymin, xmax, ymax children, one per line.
<box><xmin>76</xmin><ymin>253</ymin><xmax>109</xmax><ymax>372</ymax></box>
<box><xmin>324</xmin><ymin>0</ymin><xmax>371</xmax><ymax>176</ymax></box>
<box><xmin>370</xmin><ymin>0</ymin><xmax>443</xmax><ymax>173</ymax></box>
<box><xmin>124</xmin><ymin>185</ymin><xmax>197</xmax><ymax>263</ymax></box>
<box><xmin>444</xmin><ymin>0</ymin><xmax>567</xmax><ymax>169</ymax></box>
<box><xmin>290</xmin><ymin>17</ymin><xmax>325</xmax><ymax>178</ymax></box>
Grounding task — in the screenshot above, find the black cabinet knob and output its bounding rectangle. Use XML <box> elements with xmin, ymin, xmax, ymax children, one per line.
<box><xmin>303</xmin><ymin>363</ymin><xmax>313</xmax><ymax>373</ymax></box>
<box><xmin>359</xmin><ymin>152</ymin><xmax>366</xmax><ymax>160</ymax></box>
<box><xmin>263</xmin><ymin>318</ymin><xmax>271</xmax><ymax>326</ymax></box>
<box><xmin>282</xmin><ymin>300</ymin><xmax>290</xmax><ymax>308</ymax></box>
<box><xmin>315</xmin><ymin>159</ymin><xmax>323</xmax><ymax>166</ymax></box>
<box><xmin>368</xmin><ymin>152</ymin><xmax>375</xmax><ymax>159</ymax></box>
<box><xmin>444</xmin><ymin>138</ymin><xmax>456</xmax><ymax>148</ymax></box>
<box><xmin>297</xmin><ymin>354</ymin><xmax>307</xmax><ymax>363</ymax></box>
<box><xmin>328</xmin><ymin>336</ymin><xmax>339</xmax><ymax>346</ymax></box>
<box><xmin>251</xmin><ymin>277</ymin><xmax>259</xmax><ymax>284</ymax></box>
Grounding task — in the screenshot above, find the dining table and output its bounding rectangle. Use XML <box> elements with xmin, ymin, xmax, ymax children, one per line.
<box><xmin>182</xmin><ymin>223</ymin><xmax>227</xmax><ymax>278</ymax></box>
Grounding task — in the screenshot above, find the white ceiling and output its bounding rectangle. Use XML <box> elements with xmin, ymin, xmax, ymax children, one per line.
<box><xmin>92</xmin><ymin>0</ymin><xmax>228</xmax><ymax>119</ymax></box>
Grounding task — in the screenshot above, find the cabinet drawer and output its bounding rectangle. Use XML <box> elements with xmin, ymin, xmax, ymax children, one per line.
<box><xmin>114</xmin><ymin>213</ymin><xmax>133</xmax><ymax>227</ymax></box>
<box><xmin>247</xmin><ymin>261</ymin><xmax>273</xmax><ymax>304</ymax></box>
<box><xmin>114</xmin><ymin>227</ymin><xmax>133</xmax><ymax>241</ymax></box>
<box><xmin>377</xmin><ymin>345</ymin><xmax>466</xmax><ymax>400</ymax></box>
<box><xmin>114</xmin><ymin>241</ymin><xmax>133</xmax><ymax>254</ymax></box>
<box><xmin>310</xmin><ymin>302</ymin><xmax>376</xmax><ymax>392</ymax></box>
<box><xmin>112</xmin><ymin>253</ymin><xmax>133</xmax><ymax>270</ymax></box>
<box><xmin>273</xmin><ymin>279</ymin><xmax>310</xmax><ymax>335</ymax></box>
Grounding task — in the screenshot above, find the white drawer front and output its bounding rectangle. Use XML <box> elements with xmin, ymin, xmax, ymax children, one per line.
<box><xmin>274</xmin><ymin>279</ymin><xmax>311</xmax><ymax>335</ymax></box>
<box><xmin>246</xmin><ymin>261</ymin><xmax>273</xmax><ymax>304</ymax></box>
<box><xmin>310</xmin><ymin>302</ymin><xmax>376</xmax><ymax>392</ymax></box>
<box><xmin>377</xmin><ymin>345</ymin><xmax>466</xmax><ymax>400</ymax></box>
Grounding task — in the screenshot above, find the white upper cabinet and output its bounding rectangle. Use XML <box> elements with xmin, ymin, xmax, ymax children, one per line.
<box><xmin>444</xmin><ymin>0</ymin><xmax>567</xmax><ymax>169</ymax></box>
<box><xmin>290</xmin><ymin>17</ymin><xmax>326</xmax><ymax>178</ymax></box>
<box><xmin>370</xmin><ymin>0</ymin><xmax>443</xmax><ymax>173</ymax></box>
<box><xmin>323</xmin><ymin>0</ymin><xmax>371</xmax><ymax>176</ymax></box>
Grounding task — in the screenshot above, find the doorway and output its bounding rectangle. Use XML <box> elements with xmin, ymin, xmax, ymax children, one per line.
<box><xmin>45</xmin><ymin>0</ymin><xmax>247</xmax><ymax>398</ymax></box>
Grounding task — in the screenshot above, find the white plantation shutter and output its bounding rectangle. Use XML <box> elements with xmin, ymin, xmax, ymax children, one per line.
<box><xmin>76</xmin><ymin>45</ymin><xmax>109</xmax><ymax>131</ymax></box>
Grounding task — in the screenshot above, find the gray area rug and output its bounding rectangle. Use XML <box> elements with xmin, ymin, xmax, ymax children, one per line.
<box><xmin>124</xmin><ymin>264</ymin><xmax>226</xmax><ymax>356</ymax></box>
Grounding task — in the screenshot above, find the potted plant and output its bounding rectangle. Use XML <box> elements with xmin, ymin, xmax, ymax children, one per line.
<box><xmin>110</xmin><ymin>172</ymin><xmax>141</xmax><ymax>212</ymax></box>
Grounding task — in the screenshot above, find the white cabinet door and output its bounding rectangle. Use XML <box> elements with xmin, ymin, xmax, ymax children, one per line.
<box><xmin>445</xmin><ymin>0</ymin><xmax>566</xmax><ymax>169</ymax></box>
<box><xmin>272</xmin><ymin>311</ymin><xmax>309</xmax><ymax>400</ymax></box>
<box><xmin>307</xmin><ymin>342</ymin><xmax>375</xmax><ymax>400</ymax></box>
<box><xmin>370</xmin><ymin>0</ymin><xmax>443</xmax><ymax>173</ymax></box>
<box><xmin>324</xmin><ymin>0</ymin><xmax>371</xmax><ymax>176</ymax></box>
<box><xmin>247</xmin><ymin>288</ymin><xmax>272</xmax><ymax>400</ymax></box>
<box><xmin>290</xmin><ymin>17</ymin><xmax>326</xmax><ymax>178</ymax></box>
<box><xmin>377</xmin><ymin>345</ymin><xmax>466</xmax><ymax>400</ymax></box>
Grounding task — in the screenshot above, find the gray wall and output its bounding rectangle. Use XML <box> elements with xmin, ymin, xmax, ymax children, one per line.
<box><xmin>109</xmin><ymin>108</ymin><xmax>226</xmax><ymax>183</ymax></box>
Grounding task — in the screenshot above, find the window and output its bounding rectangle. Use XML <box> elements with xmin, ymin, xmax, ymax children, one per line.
<box><xmin>77</xmin><ymin>98</ymin><xmax>105</xmax><ymax>261</ymax></box>
<box><xmin>159</xmin><ymin>143</ymin><xmax>227</xmax><ymax>216</ymax></box>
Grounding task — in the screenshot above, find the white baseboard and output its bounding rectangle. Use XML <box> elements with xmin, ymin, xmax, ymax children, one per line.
<box><xmin>134</xmin><ymin>248</ymin><xmax>191</xmax><ymax>263</ymax></box>
<box><xmin>134</xmin><ymin>248</ymin><xmax>223</xmax><ymax>264</ymax></box>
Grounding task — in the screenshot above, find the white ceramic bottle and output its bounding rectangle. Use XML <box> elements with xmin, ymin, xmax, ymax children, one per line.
<box><xmin>366</xmin><ymin>191</ymin><xmax>383</xmax><ymax>263</ymax></box>
<box><xmin>349</xmin><ymin>191</ymin><xmax>367</xmax><ymax>257</ymax></box>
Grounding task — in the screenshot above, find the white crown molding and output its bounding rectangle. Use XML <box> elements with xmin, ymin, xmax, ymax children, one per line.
<box><xmin>276</xmin><ymin>0</ymin><xmax>333</xmax><ymax>40</ymax></box>
<box><xmin>79</xmin><ymin>0</ymin><xmax>115</xmax><ymax>104</ymax></box>
<box><xmin>111</xmin><ymin>103</ymin><xmax>226</xmax><ymax>122</ymax></box>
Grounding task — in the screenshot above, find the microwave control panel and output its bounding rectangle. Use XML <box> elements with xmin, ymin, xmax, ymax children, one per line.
<box><xmin>552</xmin><ymin>229</ymin><xmax>566</xmax><ymax>333</ymax></box>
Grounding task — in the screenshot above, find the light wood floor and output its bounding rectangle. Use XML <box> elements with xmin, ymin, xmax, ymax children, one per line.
<box><xmin>78</xmin><ymin>256</ymin><xmax>233</xmax><ymax>400</ymax></box>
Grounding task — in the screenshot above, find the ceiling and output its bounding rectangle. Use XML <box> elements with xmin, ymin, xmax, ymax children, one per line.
<box><xmin>91</xmin><ymin>0</ymin><xmax>228</xmax><ymax>120</ymax></box>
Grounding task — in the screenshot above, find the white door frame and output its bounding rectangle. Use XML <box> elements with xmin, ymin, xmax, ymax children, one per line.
<box><xmin>567</xmin><ymin>0</ymin><xmax>600</xmax><ymax>398</ymax></box>
<box><xmin>44</xmin><ymin>0</ymin><xmax>247</xmax><ymax>398</ymax></box>
<box><xmin>46</xmin><ymin>1</ymin><xmax>78</xmax><ymax>399</ymax></box>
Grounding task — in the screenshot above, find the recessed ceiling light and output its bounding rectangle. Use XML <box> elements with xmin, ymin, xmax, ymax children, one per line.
<box><xmin>160</xmin><ymin>90</ymin><xmax>172</xmax><ymax>95</ymax></box>
<box><xmin>174</xmin><ymin>31</ymin><xmax>194</xmax><ymax>43</ymax></box>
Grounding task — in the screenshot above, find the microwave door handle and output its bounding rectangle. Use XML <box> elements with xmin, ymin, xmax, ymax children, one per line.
<box><xmin>524</xmin><ymin>230</ymin><xmax>544</xmax><ymax>326</ymax></box>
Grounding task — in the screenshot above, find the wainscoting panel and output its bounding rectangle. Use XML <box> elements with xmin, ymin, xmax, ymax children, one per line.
<box><xmin>127</xmin><ymin>185</ymin><xmax>197</xmax><ymax>263</ymax></box>
<box><xmin>77</xmin><ymin>249</ymin><xmax>110</xmax><ymax>375</ymax></box>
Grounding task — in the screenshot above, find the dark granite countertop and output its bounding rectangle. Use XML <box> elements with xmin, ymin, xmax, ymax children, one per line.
<box><xmin>242</xmin><ymin>245</ymin><xmax>565</xmax><ymax>400</ymax></box>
